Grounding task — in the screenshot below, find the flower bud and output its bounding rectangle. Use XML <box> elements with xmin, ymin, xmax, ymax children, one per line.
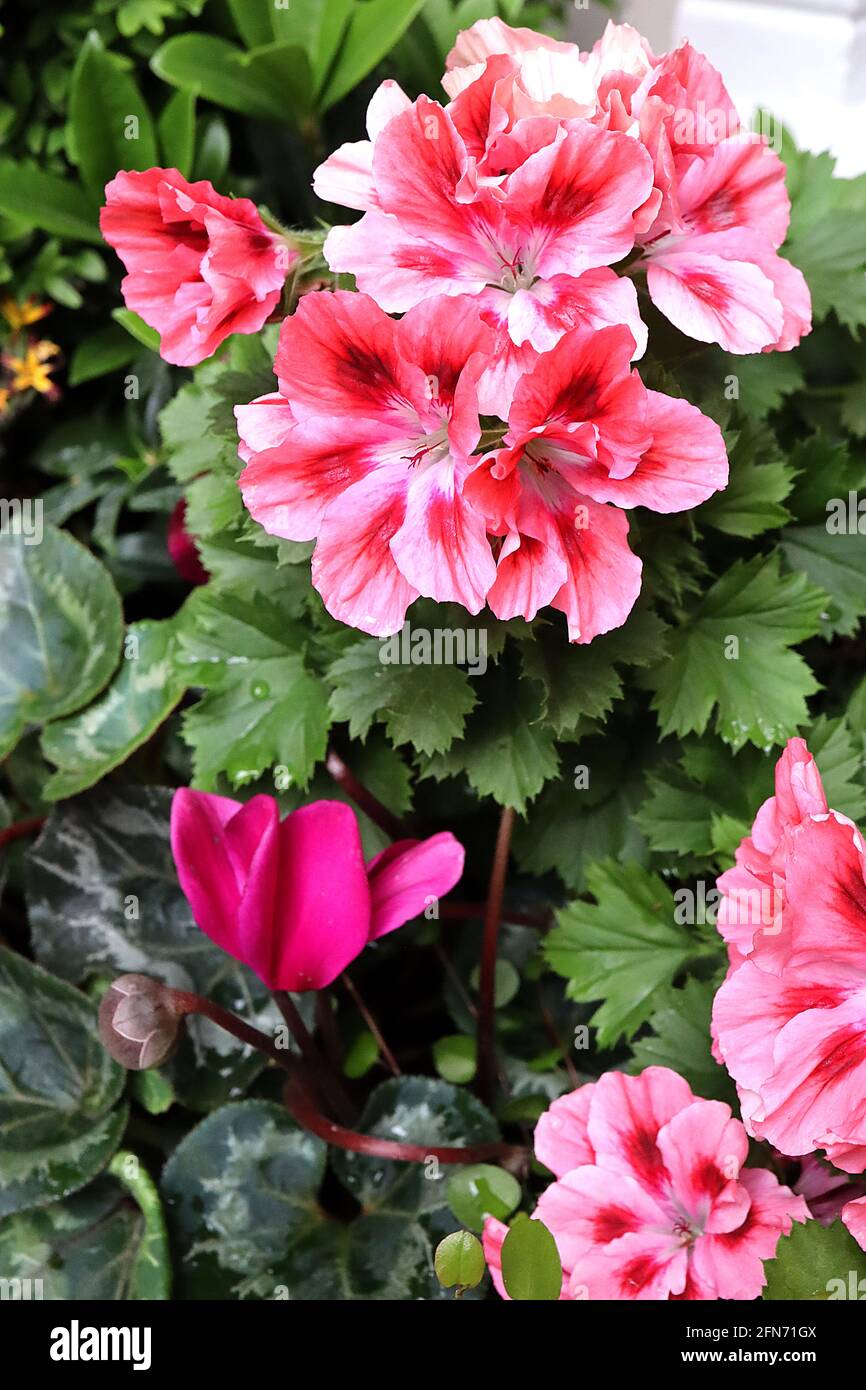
<box><xmin>98</xmin><ymin>974</ymin><xmax>183</xmax><ymax>1070</ymax></box>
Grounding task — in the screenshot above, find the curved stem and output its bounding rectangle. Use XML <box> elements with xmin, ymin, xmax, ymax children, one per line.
<box><xmin>342</xmin><ymin>971</ymin><xmax>401</xmax><ymax>1077</ymax></box>
<box><xmin>284</xmin><ymin>1073</ymin><xmax>527</xmax><ymax>1168</ymax></box>
<box><xmin>272</xmin><ymin>990</ymin><xmax>356</xmax><ymax>1124</ymax></box>
<box><xmin>475</xmin><ymin>806</ymin><xmax>515</xmax><ymax>1107</ymax></box>
<box><xmin>0</xmin><ymin>816</ymin><xmax>45</xmax><ymax>850</ymax></box>
<box><xmin>325</xmin><ymin>748</ymin><xmax>410</xmax><ymax>840</ymax></box>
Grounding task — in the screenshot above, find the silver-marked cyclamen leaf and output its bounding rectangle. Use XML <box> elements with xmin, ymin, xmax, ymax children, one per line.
<box><xmin>0</xmin><ymin>948</ymin><xmax>126</xmax><ymax>1217</ymax></box>
<box><xmin>0</xmin><ymin>1173</ymin><xmax>168</xmax><ymax>1300</ymax></box>
<box><xmin>41</xmin><ymin>619</ymin><xmax>187</xmax><ymax>800</ymax></box>
<box><xmin>0</xmin><ymin>525</ymin><xmax>123</xmax><ymax>759</ymax></box>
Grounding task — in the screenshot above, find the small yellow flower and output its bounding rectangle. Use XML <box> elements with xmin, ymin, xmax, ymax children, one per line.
<box><xmin>0</xmin><ymin>387</ymin><xmax>10</xmax><ymax>413</ymax></box>
<box><xmin>1</xmin><ymin>297</ymin><xmax>51</xmax><ymax>332</ymax></box>
<box><xmin>5</xmin><ymin>338</ymin><xmax>61</xmax><ymax>395</ymax></box>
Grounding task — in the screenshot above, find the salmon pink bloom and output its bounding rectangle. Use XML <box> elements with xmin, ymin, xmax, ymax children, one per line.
<box><xmin>238</xmin><ymin>289</ymin><xmax>499</xmax><ymax>636</ymax></box>
<box><xmin>483</xmin><ymin>1068</ymin><xmax>807</xmax><ymax>1300</ymax></box>
<box><xmin>712</xmin><ymin>739</ymin><xmax>866</xmax><ymax>1171</ymax></box>
<box><xmin>100</xmin><ymin>168</ymin><xmax>293</xmax><ymax>367</ymax></box>
<box><xmin>466</xmin><ymin>323</ymin><xmax>728</xmax><ymax>641</ymax></box>
<box><xmin>170</xmin><ymin>789</ymin><xmax>464</xmax><ymax>991</ymax></box>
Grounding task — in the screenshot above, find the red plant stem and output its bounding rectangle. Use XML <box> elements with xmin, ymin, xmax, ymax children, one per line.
<box><xmin>0</xmin><ymin>816</ymin><xmax>45</xmax><ymax>850</ymax></box>
<box><xmin>325</xmin><ymin>748</ymin><xmax>408</xmax><ymax>840</ymax></box>
<box><xmin>342</xmin><ymin>971</ymin><xmax>401</xmax><ymax>1077</ymax></box>
<box><xmin>475</xmin><ymin>806</ymin><xmax>516</xmax><ymax>1107</ymax></box>
<box><xmin>315</xmin><ymin>991</ymin><xmax>344</xmax><ymax>1072</ymax></box>
<box><xmin>285</xmin><ymin>1073</ymin><xmax>527</xmax><ymax>1167</ymax></box>
<box><xmin>271</xmin><ymin>990</ymin><xmax>355</xmax><ymax>1124</ymax></box>
<box><xmin>171</xmin><ymin>990</ymin><xmax>294</xmax><ymax>1071</ymax></box>
<box><xmin>169</xmin><ymin>988</ymin><xmax>528</xmax><ymax>1167</ymax></box>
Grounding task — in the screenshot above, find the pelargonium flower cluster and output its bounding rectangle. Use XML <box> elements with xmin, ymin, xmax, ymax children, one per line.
<box><xmin>483</xmin><ymin>1068</ymin><xmax>807</xmax><ymax>1299</ymax></box>
<box><xmin>712</xmin><ymin>739</ymin><xmax>866</xmax><ymax>1183</ymax></box>
<box><xmin>100</xmin><ymin>19</ymin><xmax>810</xmax><ymax>643</ymax></box>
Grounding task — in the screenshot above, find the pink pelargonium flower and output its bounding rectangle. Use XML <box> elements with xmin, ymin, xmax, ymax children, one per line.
<box><xmin>170</xmin><ymin>789</ymin><xmax>464</xmax><ymax>991</ymax></box>
<box><xmin>319</xmin><ymin>93</ymin><xmax>654</xmax><ymax>414</ymax></box>
<box><xmin>712</xmin><ymin>739</ymin><xmax>866</xmax><ymax>1171</ymax></box>
<box><xmin>714</xmin><ymin>736</ymin><xmax>827</xmax><ymax>970</ymax></box>
<box><xmin>465</xmin><ymin>323</ymin><xmax>728</xmax><ymax>641</ymax></box>
<box><xmin>237</xmin><ymin>289</ymin><xmax>500</xmax><ymax>636</ymax></box>
<box><xmin>483</xmin><ymin>1068</ymin><xmax>807</xmax><ymax>1300</ymax></box>
<box><xmin>100</xmin><ymin>168</ymin><xmax>294</xmax><ymax>366</ymax></box>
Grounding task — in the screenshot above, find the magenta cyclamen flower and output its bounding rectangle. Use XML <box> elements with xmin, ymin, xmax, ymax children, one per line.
<box><xmin>170</xmin><ymin>789</ymin><xmax>464</xmax><ymax>991</ymax></box>
<box><xmin>483</xmin><ymin>1068</ymin><xmax>807</xmax><ymax>1300</ymax></box>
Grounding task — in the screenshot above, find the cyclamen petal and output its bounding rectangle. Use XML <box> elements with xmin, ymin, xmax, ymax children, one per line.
<box><xmin>170</xmin><ymin>789</ymin><xmax>464</xmax><ymax>991</ymax></box>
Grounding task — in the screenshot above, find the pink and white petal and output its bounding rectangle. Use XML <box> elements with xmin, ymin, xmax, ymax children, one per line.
<box><xmin>569</xmin><ymin>1231</ymin><xmax>688</xmax><ymax>1300</ymax></box>
<box><xmin>758</xmin><ymin>251</ymin><xmax>812</xmax><ymax>351</ymax></box>
<box><xmin>757</xmin><ymin>995</ymin><xmax>866</xmax><ymax>1158</ymax></box>
<box><xmin>366</xmin><ymin>78</ymin><xmax>413</xmax><ymax>141</ymax></box>
<box><xmin>396</xmin><ymin>294</ymin><xmax>494</xmax><ymax>419</ymax></box>
<box><xmin>270</xmin><ymin>802</ymin><xmax>372</xmax><ymax>990</ymax></box>
<box><xmin>324</xmin><ymin>213</ymin><xmax>490</xmax><ymax>312</ymax></box>
<box><xmin>778</xmin><ymin>812</ymin><xmax>866</xmax><ymax>968</ymax></box>
<box><xmin>446</xmin><ymin>17</ymin><xmax>575</xmax><ymax>71</ymax></box>
<box><xmin>507</xmin><ymin>269</ymin><xmax>648</xmax><ymax>358</ymax></box>
<box><xmin>239</xmin><ymin>417</ymin><xmax>384</xmax><ymax>543</ymax></box>
<box><xmin>313</xmin><ymin>140</ymin><xmax>376</xmax><ymax>211</ymax></box>
<box><xmin>447</xmin><ymin>53</ymin><xmax>517</xmax><ymax>160</ymax></box>
<box><xmin>690</xmin><ymin>1168</ymin><xmax>808</xmax><ymax>1300</ymax></box>
<box><xmin>535</xmin><ymin>1166</ymin><xmax>669</xmax><ymax>1276</ymax></box>
<box><xmin>535</xmin><ymin>1084</ymin><xmax>598</xmax><ymax>1177</ymax></box>
<box><xmin>712</xmin><ymin>956</ymin><xmax>857</xmax><ymax>1104</ymax></box>
<box><xmin>366</xmin><ymin>833</ymin><xmax>465</xmax><ymax>940</ymax></box>
<box><xmin>273</xmin><ymin>289</ymin><xmax>421</xmax><ymax>428</ymax></box>
<box><xmin>235</xmin><ymin>392</ymin><xmax>295</xmax><ymax>463</ymax></box>
<box><xmin>646</xmin><ymin>242</ymin><xmax>783</xmax><ymax>353</ymax></box>
<box><xmin>640</xmin><ymin>42</ymin><xmax>739</xmax><ymax>157</ymax></box>
<box><xmin>507</xmin><ymin>123</ymin><xmax>653</xmax><ymax>277</ymax></box>
<box><xmin>842</xmin><ymin>1197</ymin><xmax>866</xmax><ymax>1251</ymax></box>
<box><xmin>484</xmin><ymin>477</ymin><xmax>568</xmax><ymax>623</ymax></box>
<box><xmin>547</xmin><ymin>487</ymin><xmax>643</xmax><ymax>643</ymax></box>
<box><xmin>586</xmin><ymin>1067</ymin><xmax>695</xmax><ymax>1197</ymax></box>
<box><xmin>656</xmin><ymin>1100</ymin><xmax>750</xmax><ymax>1235</ymax></box>
<box><xmin>508</xmin><ymin>324</ymin><xmax>650</xmax><ymax>477</ymax></box>
<box><xmin>311</xmin><ymin>468</ymin><xmax>418</xmax><ymax>638</ymax></box>
<box><xmin>591</xmin><ymin>390</ymin><xmax>728</xmax><ymax>512</ymax></box>
<box><xmin>373</xmin><ymin>97</ymin><xmax>497</xmax><ymax>259</ymax></box>
<box><xmin>390</xmin><ymin>462</ymin><xmax>497</xmax><ymax>613</ymax></box>
<box><xmin>677</xmin><ymin>135</ymin><xmax>791</xmax><ymax>247</ymax></box>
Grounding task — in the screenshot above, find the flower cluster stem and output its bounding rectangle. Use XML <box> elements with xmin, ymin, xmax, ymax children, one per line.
<box><xmin>476</xmin><ymin>806</ymin><xmax>515</xmax><ymax>1107</ymax></box>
